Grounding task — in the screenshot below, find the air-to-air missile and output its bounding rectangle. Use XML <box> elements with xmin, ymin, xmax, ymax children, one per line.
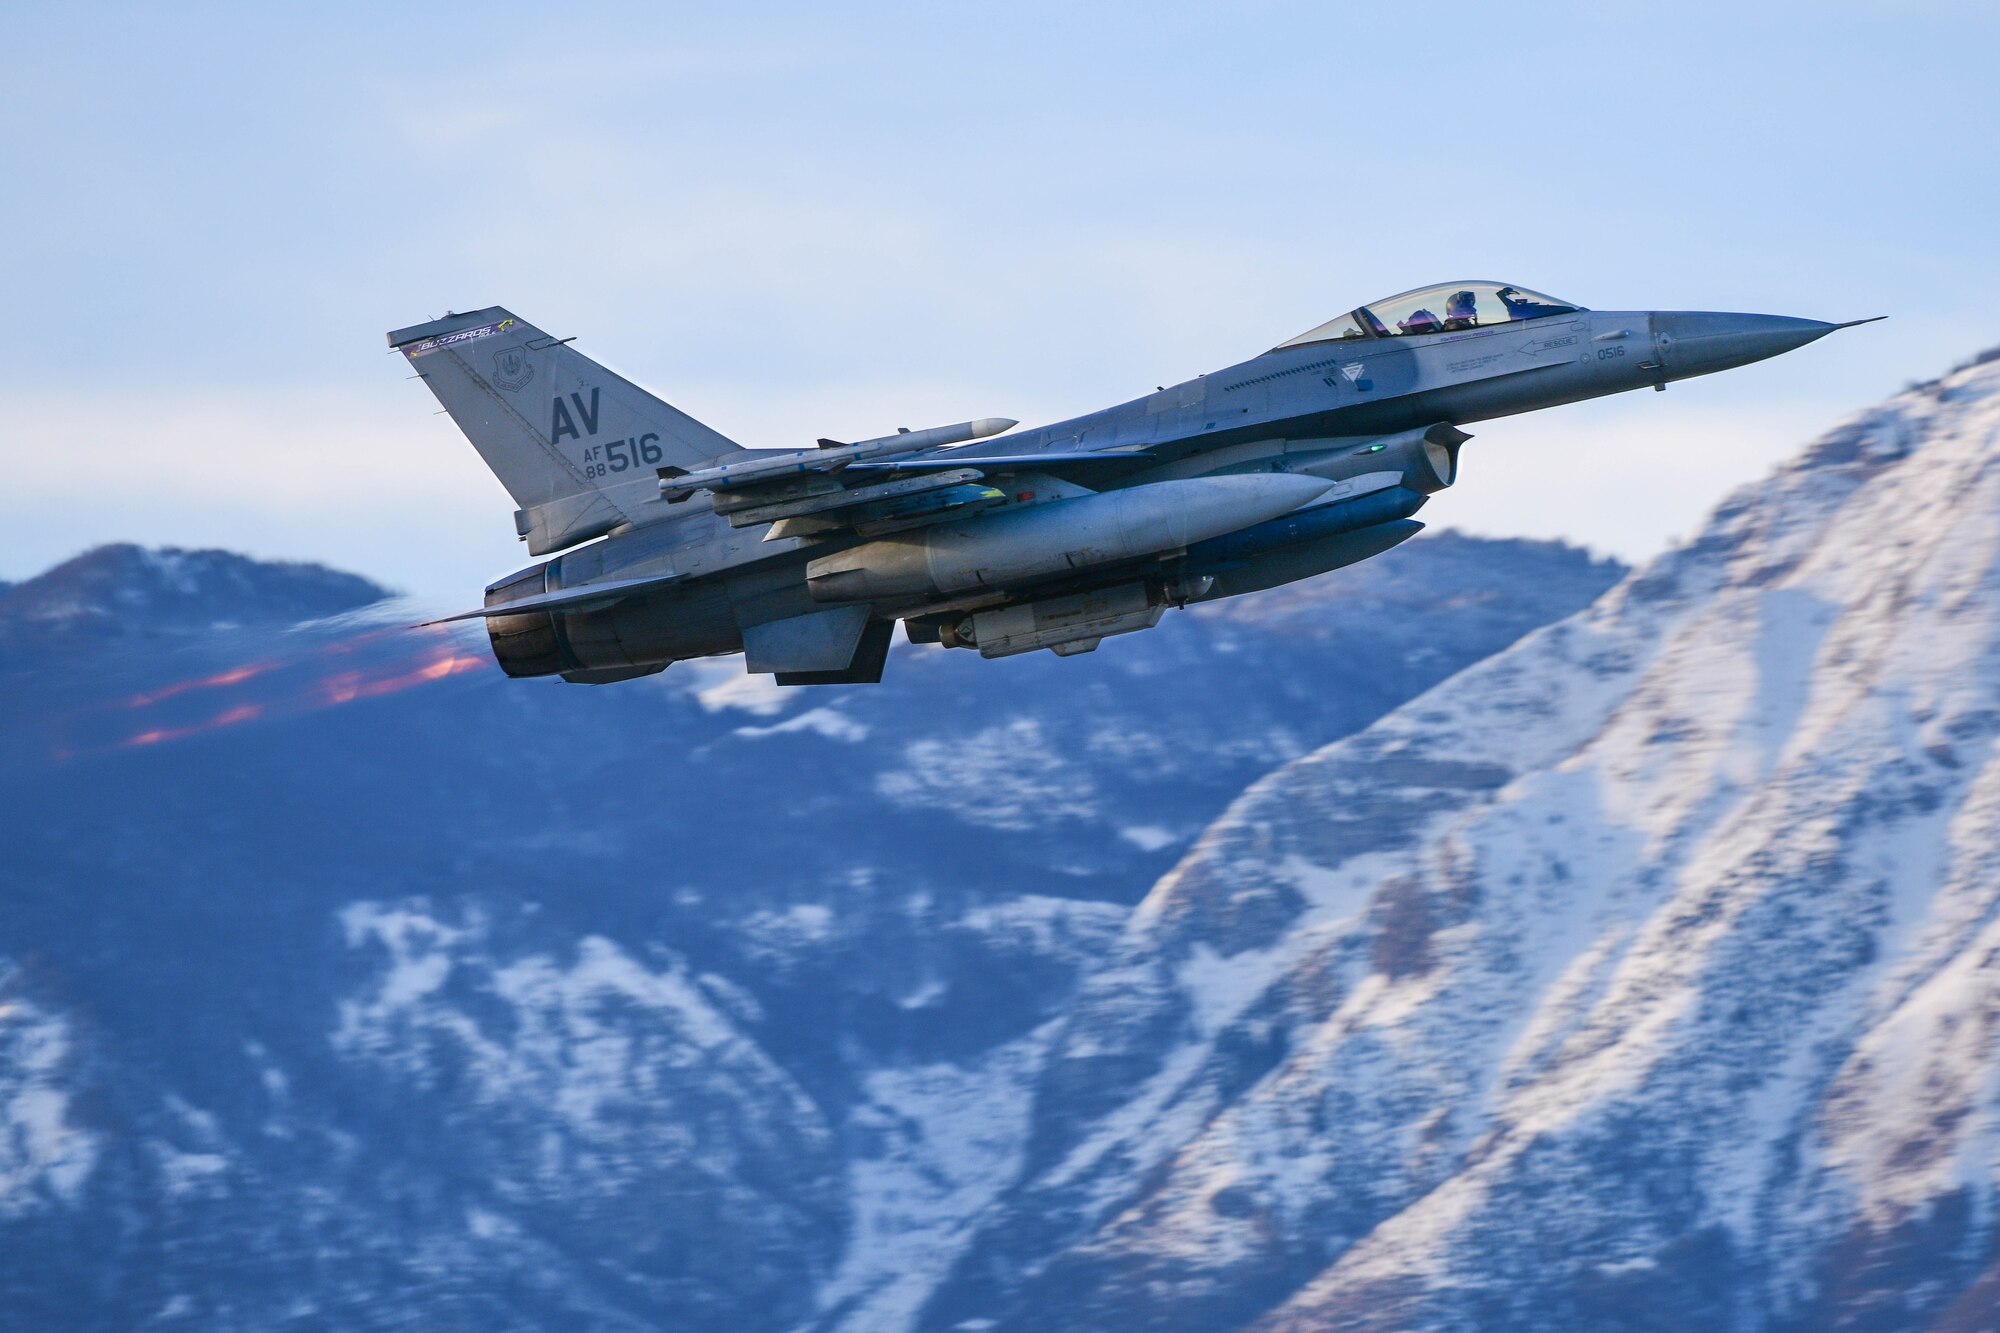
<box><xmin>656</xmin><ymin>417</ymin><xmax>1020</xmax><ymax>504</ymax></box>
<box><xmin>390</xmin><ymin>284</ymin><xmax>1880</xmax><ymax>684</ymax></box>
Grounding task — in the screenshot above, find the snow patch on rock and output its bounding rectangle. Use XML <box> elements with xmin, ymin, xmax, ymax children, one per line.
<box><xmin>0</xmin><ymin>989</ymin><xmax>98</xmax><ymax>1214</ymax></box>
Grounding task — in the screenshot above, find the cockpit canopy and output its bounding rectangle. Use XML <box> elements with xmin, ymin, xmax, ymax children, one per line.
<box><xmin>1278</xmin><ymin>281</ymin><xmax>1584</xmax><ymax>349</ymax></box>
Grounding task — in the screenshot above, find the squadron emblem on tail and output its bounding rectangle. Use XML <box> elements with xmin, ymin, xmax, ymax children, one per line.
<box><xmin>491</xmin><ymin>346</ymin><xmax>533</xmax><ymax>392</ymax></box>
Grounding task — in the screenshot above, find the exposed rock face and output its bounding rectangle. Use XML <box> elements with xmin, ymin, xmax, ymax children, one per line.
<box><xmin>22</xmin><ymin>332</ymin><xmax>2000</xmax><ymax>1330</ymax></box>
<box><xmin>17</xmin><ymin>340</ymin><xmax>2000</xmax><ymax>1330</ymax></box>
<box><xmin>918</xmin><ymin>358</ymin><xmax>2000</xmax><ymax>1332</ymax></box>
<box><xmin>0</xmin><ymin>529</ymin><xmax>1614</xmax><ymax>1329</ymax></box>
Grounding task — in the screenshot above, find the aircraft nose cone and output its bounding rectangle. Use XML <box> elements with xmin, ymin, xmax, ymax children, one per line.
<box><xmin>1650</xmin><ymin>311</ymin><xmax>1850</xmax><ymax>379</ymax></box>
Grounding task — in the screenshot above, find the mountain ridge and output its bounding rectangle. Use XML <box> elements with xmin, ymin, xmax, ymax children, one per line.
<box><xmin>0</xmin><ymin>527</ymin><xmax>1620</xmax><ymax>1329</ymax></box>
<box><xmin>0</xmin><ymin>543</ymin><xmax>389</xmax><ymax>667</ymax></box>
<box><xmin>14</xmin><ymin>329</ymin><xmax>2000</xmax><ymax>1329</ymax></box>
<box><xmin>908</xmin><ymin>352</ymin><xmax>2000</xmax><ymax>1331</ymax></box>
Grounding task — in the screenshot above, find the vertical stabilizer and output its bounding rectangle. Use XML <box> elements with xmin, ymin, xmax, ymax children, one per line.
<box><xmin>388</xmin><ymin>307</ymin><xmax>743</xmax><ymax>555</ymax></box>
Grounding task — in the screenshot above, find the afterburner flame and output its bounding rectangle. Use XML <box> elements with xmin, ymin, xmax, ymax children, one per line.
<box><xmin>125</xmin><ymin>661</ymin><xmax>279</xmax><ymax>708</ymax></box>
<box><xmin>60</xmin><ymin>633</ymin><xmax>493</xmax><ymax>758</ymax></box>
<box><xmin>317</xmin><ymin>651</ymin><xmax>485</xmax><ymax>705</ymax></box>
<box><xmin>125</xmin><ymin>703</ymin><xmax>264</xmax><ymax>748</ymax></box>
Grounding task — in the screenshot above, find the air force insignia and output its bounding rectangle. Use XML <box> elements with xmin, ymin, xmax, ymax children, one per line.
<box><xmin>492</xmin><ymin>346</ymin><xmax>533</xmax><ymax>392</ymax></box>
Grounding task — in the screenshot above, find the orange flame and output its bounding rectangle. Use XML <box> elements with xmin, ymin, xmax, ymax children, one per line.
<box><xmin>124</xmin><ymin>702</ymin><xmax>265</xmax><ymax>748</ymax></box>
<box><xmin>125</xmin><ymin>660</ymin><xmax>280</xmax><ymax>708</ymax></box>
<box><xmin>79</xmin><ymin>638</ymin><xmax>491</xmax><ymax>756</ymax></box>
<box><xmin>316</xmin><ymin>650</ymin><xmax>484</xmax><ymax>705</ymax></box>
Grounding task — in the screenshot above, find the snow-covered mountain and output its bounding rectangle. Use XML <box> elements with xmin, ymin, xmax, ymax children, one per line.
<box><xmin>0</xmin><ymin>543</ymin><xmax>385</xmax><ymax>665</ymax></box>
<box><xmin>918</xmin><ymin>351</ymin><xmax>2000</xmax><ymax>1332</ymax></box>
<box><xmin>17</xmin><ymin>333</ymin><xmax>2000</xmax><ymax>1330</ymax></box>
<box><xmin>0</xmin><ymin>529</ymin><xmax>1616</xmax><ymax>1329</ymax></box>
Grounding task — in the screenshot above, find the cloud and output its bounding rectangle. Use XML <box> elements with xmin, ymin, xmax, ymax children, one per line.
<box><xmin>0</xmin><ymin>386</ymin><xmax>515</xmax><ymax>603</ymax></box>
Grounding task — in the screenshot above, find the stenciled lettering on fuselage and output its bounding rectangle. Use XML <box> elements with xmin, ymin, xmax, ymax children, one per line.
<box><xmin>549</xmin><ymin>388</ymin><xmax>663</xmax><ymax>480</ymax></box>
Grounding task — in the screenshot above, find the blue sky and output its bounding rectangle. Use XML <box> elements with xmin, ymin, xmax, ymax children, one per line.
<box><xmin>4</xmin><ymin>2</ymin><xmax>1995</xmax><ymax>603</ymax></box>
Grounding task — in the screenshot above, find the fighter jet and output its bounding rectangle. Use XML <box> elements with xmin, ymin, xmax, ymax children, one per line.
<box><xmin>390</xmin><ymin>283</ymin><xmax>1878</xmax><ymax>685</ymax></box>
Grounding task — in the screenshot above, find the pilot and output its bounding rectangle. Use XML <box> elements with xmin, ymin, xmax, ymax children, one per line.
<box><xmin>1397</xmin><ymin>308</ymin><xmax>1443</xmax><ymax>336</ymax></box>
<box><xmin>1442</xmin><ymin>290</ymin><xmax>1480</xmax><ymax>331</ymax></box>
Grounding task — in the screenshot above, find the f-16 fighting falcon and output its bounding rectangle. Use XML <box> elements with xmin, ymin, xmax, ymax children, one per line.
<box><xmin>391</xmin><ymin>283</ymin><xmax>1880</xmax><ymax>685</ymax></box>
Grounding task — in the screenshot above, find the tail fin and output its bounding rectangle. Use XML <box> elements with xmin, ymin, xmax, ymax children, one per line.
<box><xmin>388</xmin><ymin>307</ymin><xmax>743</xmax><ymax>555</ymax></box>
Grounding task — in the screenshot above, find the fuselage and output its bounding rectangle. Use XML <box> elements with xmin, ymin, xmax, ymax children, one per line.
<box><xmin>458</xmin><ymin>290</ymin><xmax>1861</xmax><ymax>683</ymax></box>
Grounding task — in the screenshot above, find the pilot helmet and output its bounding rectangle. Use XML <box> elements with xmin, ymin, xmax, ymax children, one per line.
<box><xmin>1446</xmin><ymin>290</ymin><xmax>1478</xmax><ymax>320</ymax></box>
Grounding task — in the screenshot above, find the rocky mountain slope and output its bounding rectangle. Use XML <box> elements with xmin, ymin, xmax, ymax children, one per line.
<box><xmin>20</xmin><ymin>333</ymin><xmax>2000</xmax><ymax>1332</ymax></box>
<box><xmin>0</xmin><ymin>543</ymin><xmax>386</xmax><ymax>665</ymax></box>
<box><xmin>0</xmin><ymin>529</ymin><xmax>1616</xmax><ymax>1329</ymax></box>
<box><xmin>916</xmin><ymin>354</ymin><xmax>2000</xmax><ymax>1332</ymax></box>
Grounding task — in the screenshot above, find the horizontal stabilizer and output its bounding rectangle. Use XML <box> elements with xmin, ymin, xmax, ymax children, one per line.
<box><xmin>420</xmin><ymin>572</ymin><xmax>682</xmax><ymax>625</ymax></box>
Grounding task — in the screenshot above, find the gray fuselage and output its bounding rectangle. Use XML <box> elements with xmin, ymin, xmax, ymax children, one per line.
<box><xmin>465</xmin><ymin>299</ymin><xmax>1855</xmax><ymax>683</ymax></box>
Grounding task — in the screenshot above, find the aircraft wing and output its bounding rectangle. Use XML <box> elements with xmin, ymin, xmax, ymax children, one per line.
<box><xmin>705</xmin><ymin>450</ymin><xmax>1156</xmax><ymax>539</ymax></box>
